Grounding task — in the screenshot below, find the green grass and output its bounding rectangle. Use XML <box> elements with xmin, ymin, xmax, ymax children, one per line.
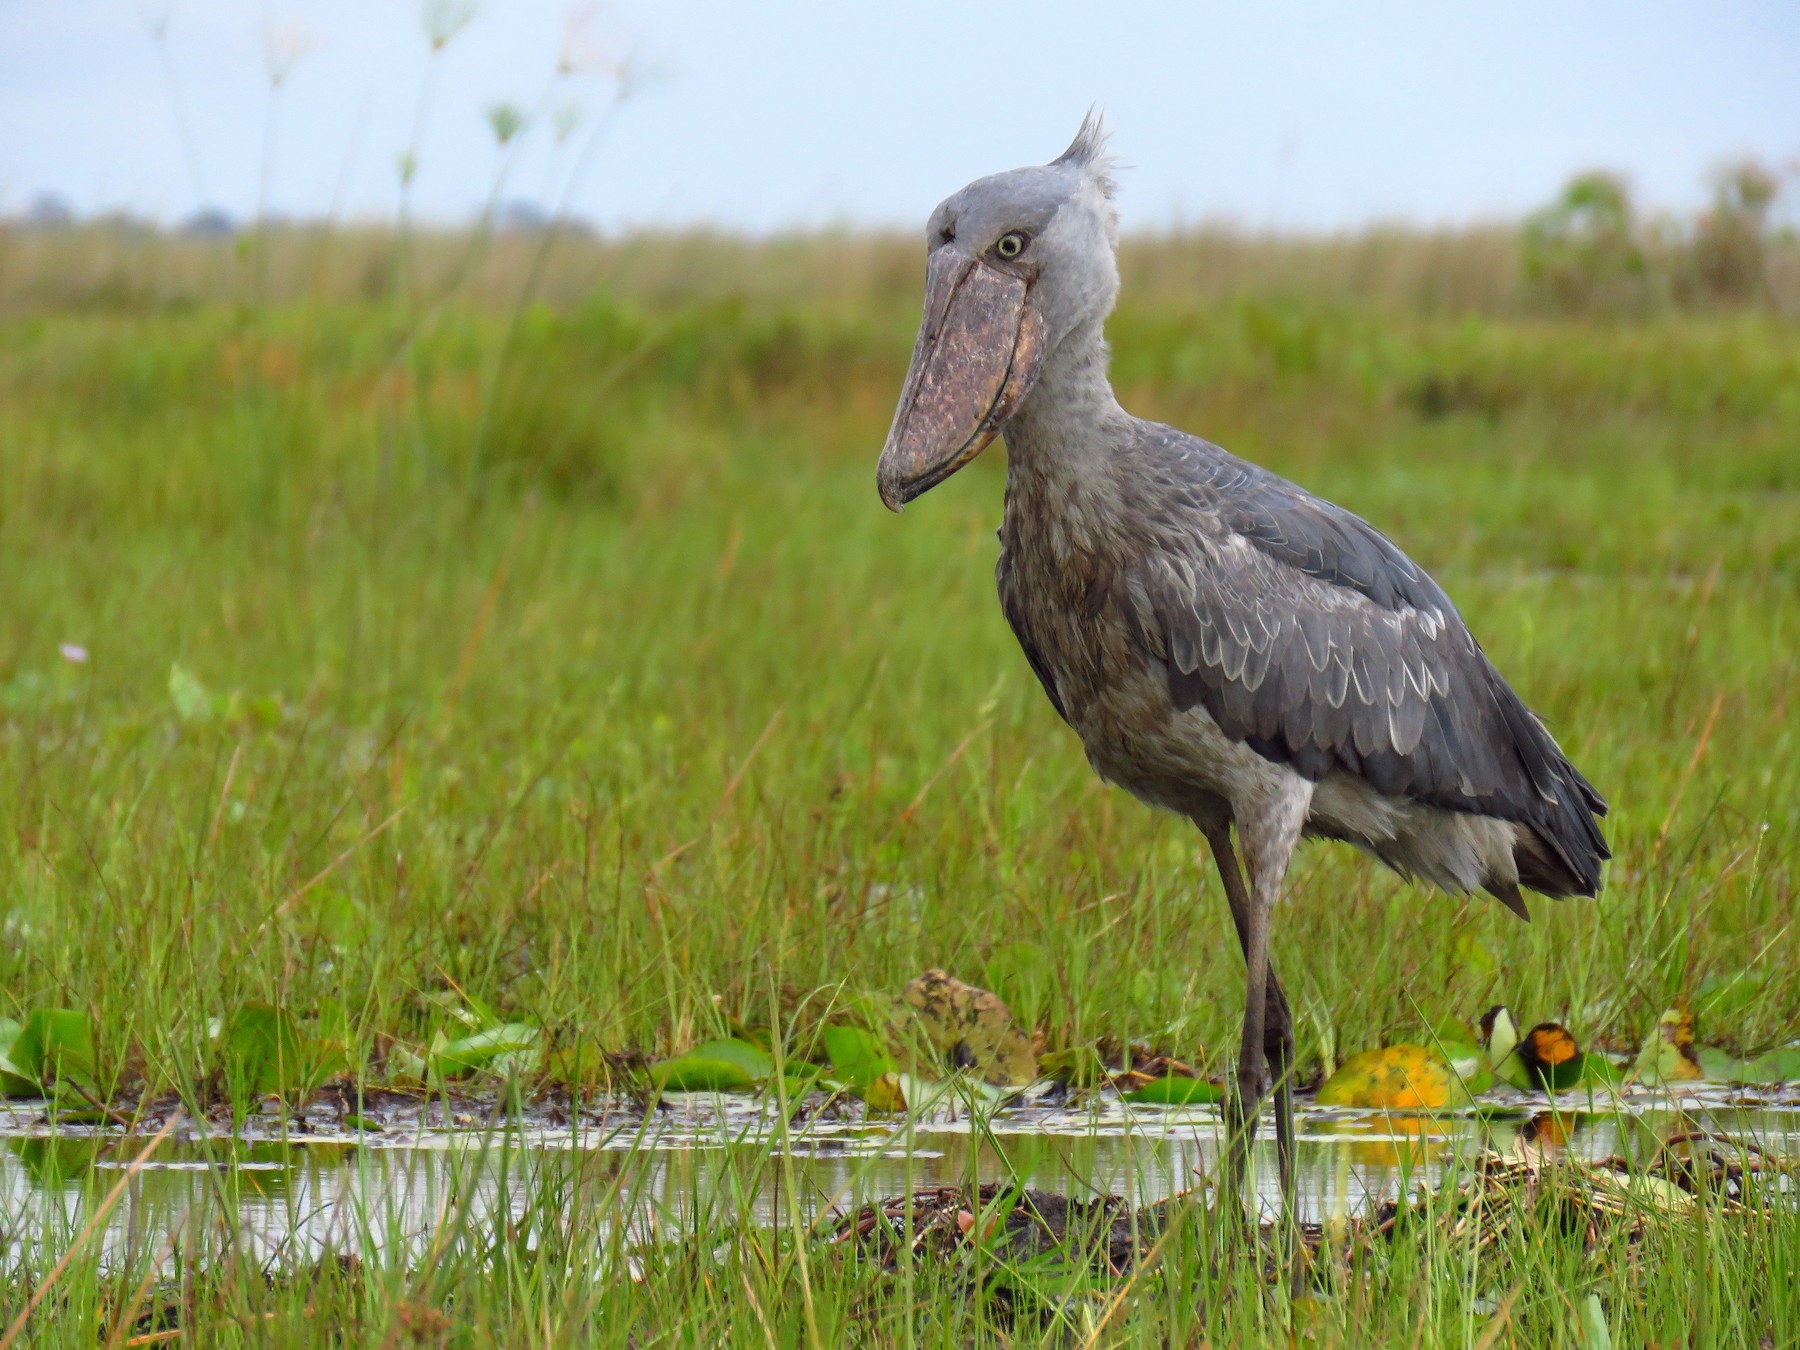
<box><xmin>1</xmin><ymin>236</ymin><xmax>1797</xmax><ymax>1343</ymax></box>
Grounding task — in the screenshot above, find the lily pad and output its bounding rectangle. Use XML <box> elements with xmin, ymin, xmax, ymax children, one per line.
<box><xmin>540</xmin><ymin>1042</ymin><xmax>627</xmax><ymax>1088</ymax></box>
<box><xmin>0</xmin><ymin>1018</ymin><xmax>32</xmax><ymax>1097</ymax></box>
<box><xmin>221</xmin><ymin>1002</ymin><xmax>326</xmax><ymax>1099</ymax></box>
<box><xmin>11</xmin><ymin>1008</ymin><xmax>99</xmax><ymax>1095</ymax></box>
<box><xmin>1631</xmin><ymin>1002</ymin><xmax>1705</xmax><ymax>1085</ymax></box>
<box><xmin>1515</xmin><ymin>1023</ymin><xmax>1587</xmax><ymax>1091</ymax></box>
<box><xmin>1424</xmin><ymin>1015</ymin><xmax>1495</xmax><ymax>1093</ymax></box>
<box><xmin>1316</xmin><ymin>1044</ymin><xmax>1471</xmax><ymax>1110</ymax></box>
<box><xmin>1739</xmin><ymin>1046</ymin><xmax>1800</xmax><ymax>1084</ymax></box>
<box><xmin>690</xmin><ymin>1037</ymin><xmax>774</xmax><ymax>1079</ymax></box>
<box><xmin>651</xmin><ymin>1037</ymin><xmax>781</xmax><ymax>1092</ymax></box>
<box><xmin>1629</xmin><ymin>999</ymin><xmax>1800</xmax><ymax>1086</ymax></box>
<box><xmin>1484</xmin><ymin>1010</ymin><xmax>1619</xmax><ymax>1093</ymax></box>
<box><xmin>433</xmin><ymin>1022</ymin><xmax>542</xmax><ymax>1077</ymax></box>
<box><xmin>652</xmin><ymin>1053</ymin><xmax>758</xmax><ymax>1093</ymax></box>
<box><xmin>898</xmin><ymin>968</ymin><xmax>1036</xmax><ymax>1087</ymax></box>
<box><xmin>823</xmin><ymin>1024</ymin><xmax>894</xmax><ymax>1087</ymax></box>
<box><xmin>823</xmin><ymin>1025</ymin><xmax>907</xmax><ymax>1112</ymax></box>
<box><xmin>1122</xmin><ymin>1075</ymin><xmax>1223</xmax><ymax>1106</ymax></box>
<box><xmin>1481</xmin><ymin>1006</ymin><xmax>1550</xmax><ymax>1091</ymax></box>
<box><xmin>1480</xmin><ymin>1005</ymin><xmax>1524</xmax><ymax>1086</ymax></box>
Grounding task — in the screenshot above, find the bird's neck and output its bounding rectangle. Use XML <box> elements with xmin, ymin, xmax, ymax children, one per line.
<box><xmin>1002</xmin><ymin>317</ymin><xmax>1127</xmax><ymax>487</ymax></box>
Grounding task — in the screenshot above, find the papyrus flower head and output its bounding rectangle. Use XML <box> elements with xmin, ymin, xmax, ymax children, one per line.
<box><xmin>557</xmin><ymin>4</ymin><xmax>627</xmax><ymax>79</ymax></box>
<box><xmin>421</xmin><ymin>0</ymin><xmax>479</xmax><ymax>51</ymax></box>
<box><xmin>262</xmin><ymin>17</ymin><xmax>315</xmax><ymax>88</ymax></box>
<box><xmin>486</xmin><ymin>102</ymin><xmax>527</xmax><ymax>147</ymax></box>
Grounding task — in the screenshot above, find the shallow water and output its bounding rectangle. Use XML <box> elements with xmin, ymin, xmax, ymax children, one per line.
<box><xmin>2</xmin><ymin>1082</ymin><xmax>1795</xmax><ymax>1272</ymax></box>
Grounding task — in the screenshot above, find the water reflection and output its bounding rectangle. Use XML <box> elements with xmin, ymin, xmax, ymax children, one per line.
<box><xmin>0</xmin><ymin>1092</ymin><xmax>1793</xmax><ymax>1274</ymax></box>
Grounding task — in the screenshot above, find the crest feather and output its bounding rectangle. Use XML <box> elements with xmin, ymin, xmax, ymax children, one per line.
<box><xmin>1052</xmin><ymin>108</ymin><xmax>1119</xmax><ymax>199</ymax></box>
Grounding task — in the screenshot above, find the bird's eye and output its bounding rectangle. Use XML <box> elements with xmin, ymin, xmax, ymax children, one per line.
<box><xmin>995</xmin><ymin>232</ymin><xmax>1026</xmax><ymax>259</ymax></box>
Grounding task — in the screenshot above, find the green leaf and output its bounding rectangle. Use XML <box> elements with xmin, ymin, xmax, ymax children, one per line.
<box><xmin>1441</xmin><ymin>1049</ymin><xmax>1495</xmax><ymax>1094</ymax></box>
<box><xmin>1123</xmin><ymin>1075</ymin><xmax>1222</xmax><ymax>1105</ymax></box>
<box><xmin>1480</xmin><ymin>1006</ymin><xmax>1538</xmax><ymax>1090</ymax></box>
<box><xmin>1739</xmin><ymin>1046</ymin><xmax>1800</xmax><ymax>1084</ymax></box>
<box><xmin>651</xmin><ymin>1054</ymin><xmax>757</xmax><ymax>1092</ymax></box>
<box><xmin>1518</xmin><ymin>1024</ymin><xmax>1588</xmax><ymax>1091</ymax></box>
<box><xmin>859</xmin><ymin>1073</ymin><xmax>910</xmax><ymax>1113</ymax></box>
<box><xmin>432</xmin><ymin>1022</ymin><xmax>541</xmax><ymax>1077</ymax></box>
<box><xmin>387</xmin><ymin>1045</ymin><xmax>430</xmax><ymax>1079</ymax></box>
<box><xmin>1630</xmin><ymin>1004</ymin><xmax>1705</xmax><ymax>1085</ymax></box>
<box><xmin>1624</xmin><ymin>1172</ymin><xmax>1693</xmax><ymax>1212</ymax></box>
<box><xmin>9</xmin><ymin>1137</ymin><xmax>103</xmax><ymax>1187</ymax></box>
<box><xmin>307</xmin><ymin>889</ymin><xmax>369</xmax><ymax>949</ymax></box>
<box><xmin>541</xmin><ymin>1041</ymin><xmax>624</xmax><ymax>1087</ymax></box>
<box><xmin>1574</xmin><ymin>1052</ymin><xmax>1624</xmax><ymax>1087</ymax></box>
<box><xmin>47</xmin><ymin>1108</ymin><xmax>111</xmax><ymax>1125</ymax></box>
<box><xmin>823</xmin><ymin>1024</ymin><xmax>895</xmax><ymax>1091</ymax></box>
<box><xmin>12</xmin><ymin>1008</ymin><xmax>98</xmax><ymax>1092</ymax></box>
<box><xmin>690</xmin><ymin>1037</ymin><xmax>774</xmax><ymax>1080</ymax></box>
<box><xmin>315</xmin><ymin>997</ymin><xmax>352</xmax><ymax>1053</ymax></box>
<box><xmin>821</xmin><ymin>1024</ymin><xmax>909</xmax><ymax>1111</ymax></box>
<box><xmin>0</xmin><ymin>1018</ymin><xmax>33</xmax><ymax>1097</ymax></box>
<box><xmin>1495</xmin><ymin>1056</ymin><xmax>1535</xmax><ymax>1092</ymax></box>
<box><xmin>1422</xmin><ymin>1017</ymin><xmax>1495</xmax><ymax>1093</ymax></box>
<box><xmin>225</xmin><ymin>691</ymin><xmax>284</xmax><ymax>730</ymax></box>
<box><xmin>221</xmin><ymin>1002</ymin><xmax>318</xmax><ymax>1099</ymax></box>
<box><xmin>649</xmin><ymin>1038</ymin><xmax>784</xmax><ymax>1093</ymax></box>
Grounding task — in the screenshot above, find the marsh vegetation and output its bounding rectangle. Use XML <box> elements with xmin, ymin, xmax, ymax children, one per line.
<box><xmin>1</xmin><ymin>184</ymin><xmax>1797</xmax><ymax>1341</ymax></box>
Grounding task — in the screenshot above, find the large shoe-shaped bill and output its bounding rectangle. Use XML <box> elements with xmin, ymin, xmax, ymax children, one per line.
<box><xmin>877</xmin><ymin>250</ymin><xmax>1045</xmax><ymax>511</ymax></box>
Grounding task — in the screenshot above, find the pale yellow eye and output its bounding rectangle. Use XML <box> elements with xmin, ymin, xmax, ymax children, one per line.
<box><xmin>995</xmin><ymin>232</ymin><xmax>1026</xmax><ymax>259</ymax></box>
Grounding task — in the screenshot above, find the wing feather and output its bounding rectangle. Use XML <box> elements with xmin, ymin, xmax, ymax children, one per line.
<box><xmin>1124</xmin><ymin>428</ymin><xmax>1609</xmax><ymax>897</ymax></box>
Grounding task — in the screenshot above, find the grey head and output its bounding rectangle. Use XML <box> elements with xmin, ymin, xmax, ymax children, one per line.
<box><xmin>877</xmin><ymin>114</ymin><xmax>1122</xmax><ymax>510</ymax></box>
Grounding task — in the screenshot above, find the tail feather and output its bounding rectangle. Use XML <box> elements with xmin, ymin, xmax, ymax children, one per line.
<box><xmin>1486</xmin><ymin>672</ymin><xmax>1609</xmax><ymax>900</ymax></box>
<box><xmin>1486</xmin><ymin>879</ymin><xmax>1533</xmax><ymax>922</ymax></box>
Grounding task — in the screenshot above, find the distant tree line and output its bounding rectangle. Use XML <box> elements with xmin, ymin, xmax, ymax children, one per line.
<box><xmin>1524</xmin><ymin>160</ymin><xmax>1794</xmax><ymax>314</ymax></box>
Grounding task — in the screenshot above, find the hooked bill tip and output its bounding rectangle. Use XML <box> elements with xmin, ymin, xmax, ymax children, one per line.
<box><xmin>876</xmin><ymin>469</ymin><xmax>910</xmax><ymax>513</ymax></box>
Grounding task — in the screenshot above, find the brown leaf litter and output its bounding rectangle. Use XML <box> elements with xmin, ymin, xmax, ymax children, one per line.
<box><xmin>832</xmin><ymin>1134</ymin><xmax>1797</xmax><ymax>1289</ymax></box>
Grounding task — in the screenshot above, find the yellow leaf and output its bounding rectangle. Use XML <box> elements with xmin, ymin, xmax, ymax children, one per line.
<box><xmin>1632</xmin><ymin>1001</ymin><xmax>1705</xmax><ymax>1084</ymax></box>
<box><xmin>1315</xmin><ymin>1044</ymin><xmax>1471</xmax><ymax>1110</ymax></box>
<box><xmin>1312</xmin><ymin>1114</ymin><xmax>1443</xmax><ymax>1168</ymax></box>
<box><xmin>860</xmin><ymin>1072</ymin><xmax>908</xmax><ymax>1114</ymax></box>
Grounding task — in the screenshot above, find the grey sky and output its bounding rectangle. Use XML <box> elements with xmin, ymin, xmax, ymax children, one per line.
<box><xmin>3</xmin><ymin>1</ymin><xmax>1796</xmax><ymax>232</ymax></box>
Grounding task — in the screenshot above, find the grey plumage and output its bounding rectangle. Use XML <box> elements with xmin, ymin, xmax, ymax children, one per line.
<box><xmin>876</xmin><ymin>114</ymin><xmax>1608</xmax><ymax>1220</ymax></box>
<box><xmin>998</xmin><ymin>421</ymin><xmax>1608</xmax><ymax>915</ymax></box>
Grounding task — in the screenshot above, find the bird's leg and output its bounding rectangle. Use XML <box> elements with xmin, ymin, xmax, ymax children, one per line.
<box><xmin>1230</xmin><ymin>876</ymin><xmax>1270</xmax><ymax>1219</ymax></box>
<box><xmin>1210</xmin><ymin>783</ymin><xmax>1310</xmax><ymax>1233</ymax></box>
<box><xmin>1204</xmin><ymin>828</ymin><xmax>1297</xmax><ymax>1211</ymax></box>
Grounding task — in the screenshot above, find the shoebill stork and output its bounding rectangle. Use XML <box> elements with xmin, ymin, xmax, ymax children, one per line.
<box><xmin>874</xmin><ymin>116</ymin><xmax>1608</xmax><ymax>1215</ymax></box>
